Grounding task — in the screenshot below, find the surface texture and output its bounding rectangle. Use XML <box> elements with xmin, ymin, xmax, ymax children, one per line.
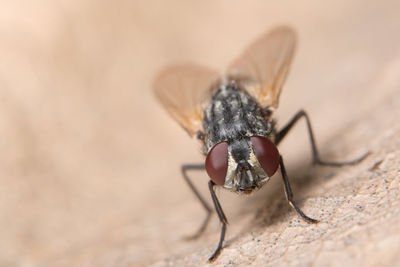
<box><xmin>0</xmin><ymin>1</ymin><xmax>399</xmax><ymax>266</ymax></box>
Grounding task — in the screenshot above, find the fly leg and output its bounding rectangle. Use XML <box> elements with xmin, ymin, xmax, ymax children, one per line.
<box><xmin>181</xmin><ymin>164</ymin><xmax>213</xmax><ymax>239</ymax></box>
<box><xmin>275</xmin><ymin>109</ymin><xmax>369</xmax><ymax>166</ymax></box>
<box><xmin>279</xmin><ymin>156</ymin><xmax>318</xmax><ymax>223</ymax></box>
<box><xmin>208</xmin><ymin>180</ymin><xmax>228</xmax><ymax>262</ymax></box>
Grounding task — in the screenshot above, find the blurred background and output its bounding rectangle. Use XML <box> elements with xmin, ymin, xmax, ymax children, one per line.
<box><xmin>0</xmin><ymin>1</ymin><xmax>399</xmax><ymax>266</ymax></box>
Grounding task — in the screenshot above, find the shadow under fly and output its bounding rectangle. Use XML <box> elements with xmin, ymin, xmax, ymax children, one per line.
<box><xmin>153</xmin><ymin>26</ymin><xmax>369</xmax><ymax>262</ymax></box>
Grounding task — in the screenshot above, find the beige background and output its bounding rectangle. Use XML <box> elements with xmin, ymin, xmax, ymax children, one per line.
<box><xmin>0</xmin><ymin>1</ymin><xmax>399</xmax><ymax>266</ymax></box>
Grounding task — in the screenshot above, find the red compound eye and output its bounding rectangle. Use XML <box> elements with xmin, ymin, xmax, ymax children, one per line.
<box><xmin>250</xmin><ymin>136</ymin><xmax>280</xmax><ymax>177</ymax></box>
<box><xmin>205</xmin><ymin>142</ymin><xmax>228</xmax><ymax>185</ymax></box>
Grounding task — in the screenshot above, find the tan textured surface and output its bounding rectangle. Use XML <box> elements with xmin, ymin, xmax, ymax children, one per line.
<box><xmin>0</xmin><ymin>1</ymin><xmax>399</xmax><ymax>266</ymax></box>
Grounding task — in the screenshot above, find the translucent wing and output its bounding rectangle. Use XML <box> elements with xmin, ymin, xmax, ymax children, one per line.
<box><xmin>153</xmin><ymin>64</ymin><xmax>220</xmax><ymax>136</ymax></box>
<box><xmin>228</xmin><ymin>26</ymin><xmax>296</xmax><ymax>110</ymax></box>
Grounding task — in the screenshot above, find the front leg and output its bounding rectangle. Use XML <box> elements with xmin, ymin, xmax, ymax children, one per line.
<box><xmin>207</xmin><ymin>180</ymin><xmax>228</xmax><ymax>262</ymax></box>
<box><xmin>275</xmin><ymin>109</ymin><xmax>369</xmax><ymax>166</ymax></box>
<box><xmin>279</xmin><ymin>155</ymin><xmax>318</xmax><ymax>223</ymax></box>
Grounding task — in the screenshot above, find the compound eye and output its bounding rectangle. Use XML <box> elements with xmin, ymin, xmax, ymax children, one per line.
<box><xmin>250</xmin><ymin>136</ymin><xmax>280</xmax><ymax>177</ymax></box>
<box><xmin>205</xmin><ymin>142</ymin><xmax>228</xmax><ymax>185</ymax></box>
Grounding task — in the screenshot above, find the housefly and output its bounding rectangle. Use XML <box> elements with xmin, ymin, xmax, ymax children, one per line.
<box><xmin>153</xmin><ymin>26</ymin><xmax>369</xmax><ymax>262</ymax></box>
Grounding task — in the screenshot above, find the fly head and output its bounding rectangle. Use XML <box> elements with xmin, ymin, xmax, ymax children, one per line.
<box><xmin>205</xmin><ymin>136</ymin><xmax>280</xmax><ymax>194</ymax></box>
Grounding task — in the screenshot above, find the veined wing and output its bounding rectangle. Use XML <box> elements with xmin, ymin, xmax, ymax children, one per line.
<box><xmin>228</xmin><ymin>26</ymin><xmax>296</xmax><ymax>110</ymax></box>
<box><xmin>153</xmin><ymin>64</ymin><xmax>220</xmax><ymax>136</ymax></box>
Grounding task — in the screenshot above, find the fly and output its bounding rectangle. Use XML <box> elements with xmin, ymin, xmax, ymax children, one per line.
<box><xmin>153</xmin><ymin>26</ymin><xmax>369</xmax><ymax>262</ymax></box>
